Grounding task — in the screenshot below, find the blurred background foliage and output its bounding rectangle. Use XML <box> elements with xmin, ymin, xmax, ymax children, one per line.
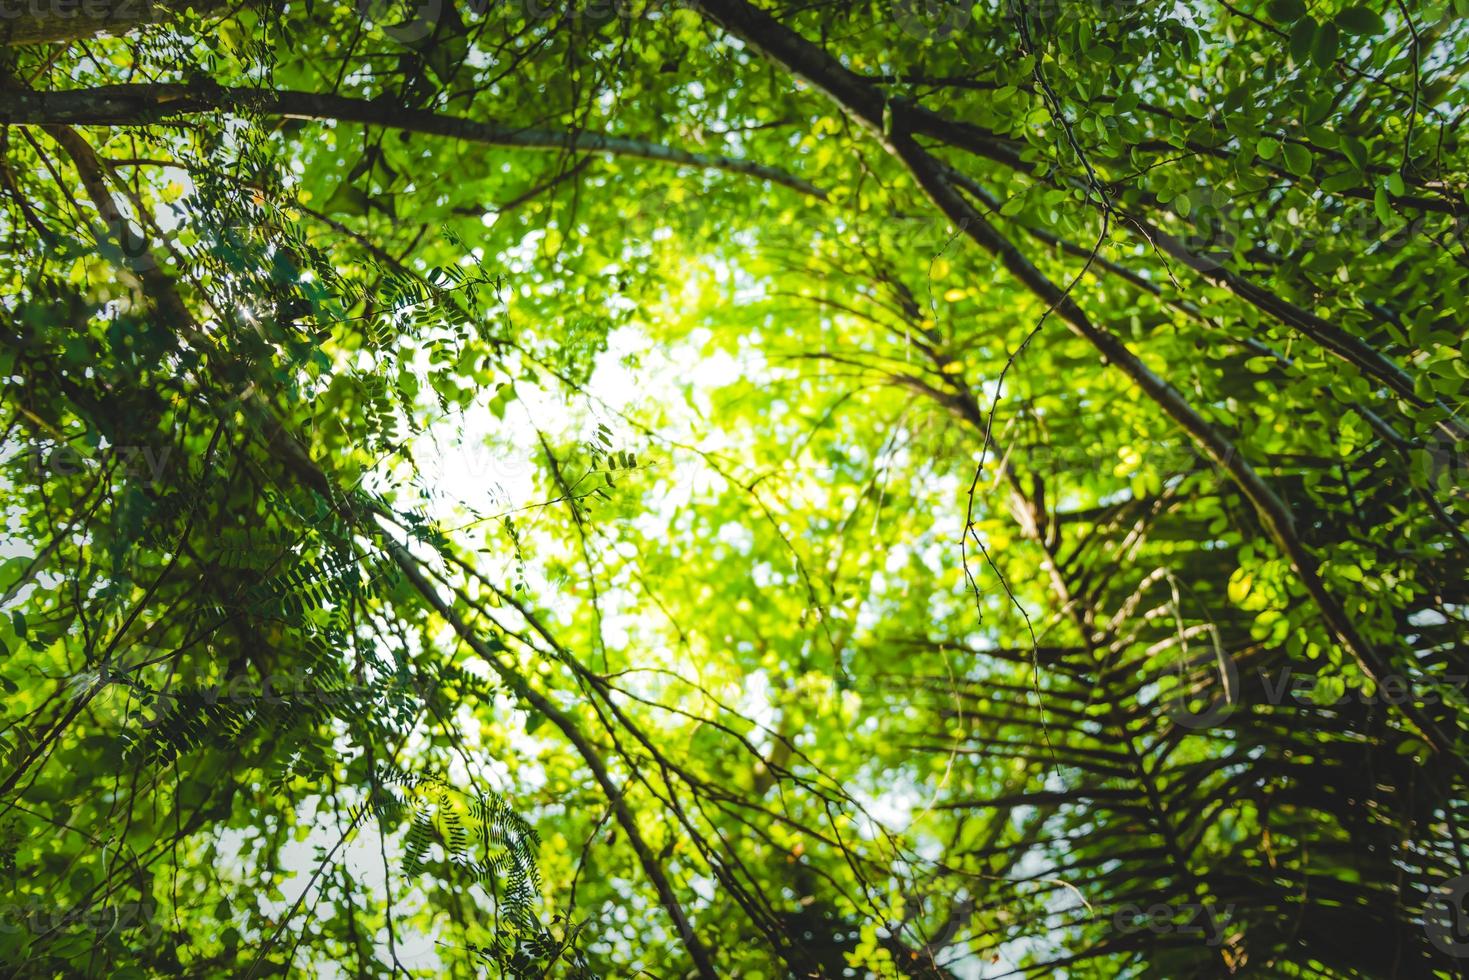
<box><xmin>0</xmin><ymin>0</ymin><xmax>1467</xmax><ymax>975</ymax></box>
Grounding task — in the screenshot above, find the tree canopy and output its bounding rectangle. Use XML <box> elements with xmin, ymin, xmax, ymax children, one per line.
<box><xmin>0</xmin><ymin>0</ymin><xmax>1467</xmax><ymax>975</ymax></box>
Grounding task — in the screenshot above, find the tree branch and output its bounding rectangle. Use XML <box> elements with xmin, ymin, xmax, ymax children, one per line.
<box><xmin>687</xmin><ymin>0</ymin><xmax>1465</xmax><ymax>767</ymax></box>
<box><xmin>1</xmin><ymin>82</ymin><xmax>827</xmax><ymax>199</ymax></box>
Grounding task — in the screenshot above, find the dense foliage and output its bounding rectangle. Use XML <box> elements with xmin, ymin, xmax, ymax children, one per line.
<box><xmin>1</xmin><ymin>0</ymin><xmax>1467</xmax><ymax>975</ymax></box>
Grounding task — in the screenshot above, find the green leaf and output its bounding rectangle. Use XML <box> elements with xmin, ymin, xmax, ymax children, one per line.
<box><xmin>1374</xmin><ymin>184</ymin><xmax>1394</xmax><ymax>224</ymax></box>
<box><xmin>0</xmin><ymin>556</ymin><xmax>29</xmax><ymax>595</ymax></box>
<box><xmin>1334</xmin><ymin>6</ymin><xmax>1385</xmax><ymax>33</ymax></box>
<box><xmin>1311</xmin><ymin>20</ymin><xmax>1340</xmax><ymax>69</ymax></box>
<box><xmin>1228</xmin><ymin>570</ymin><xmax>1254</xmax><ymax>604</ymax></box>
<box><xmin>6</xmin><ymin>8</ymin><xmax>1469</xmax><ymax>976</ymax></box>
<box><xmin>1282</xmin><ymin>142</ymin><xmax>1313</xmax><ymax>175</ymax></box>
<box><xmin>1289</xmin><ymin>18</ymin><xmax>1317</xmax><ymax>63</ymax></box>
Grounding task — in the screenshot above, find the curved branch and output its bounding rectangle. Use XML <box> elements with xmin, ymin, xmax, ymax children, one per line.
<box><xmin>381</xmin><ymin>538</ymin><xmax>722</xmax><ymax>980</ymax></box>
<box><xmin>683</xmin><ymin>0</ymin><xmax>1460</xmax><ymax>439</ymax></box>
<box><xmin>687</xmin><ymin>0</ymin><xmax>1465</xmax><ymax>767</ymax></box>
<box><xmin>43</xmin><ymin>117</ymin><xmax>722</xmax><ymax>978</ymax></box>
<box><xmin>0</xmin><ymin>83</ymin><xmax>827</xmax><ymax>199</ymax></box>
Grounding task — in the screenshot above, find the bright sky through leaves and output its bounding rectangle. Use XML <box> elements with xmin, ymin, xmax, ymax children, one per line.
<box><xmin>0</xmin><ymin>0</ymin><xmax>1467</xmax><ymax>976</ymax></box>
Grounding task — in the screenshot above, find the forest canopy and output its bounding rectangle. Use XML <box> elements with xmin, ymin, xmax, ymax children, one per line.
<box><xmin>0</xmin><ymin>0</ymin><xmax>1467</xmax><ymax>975</ymax></box>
